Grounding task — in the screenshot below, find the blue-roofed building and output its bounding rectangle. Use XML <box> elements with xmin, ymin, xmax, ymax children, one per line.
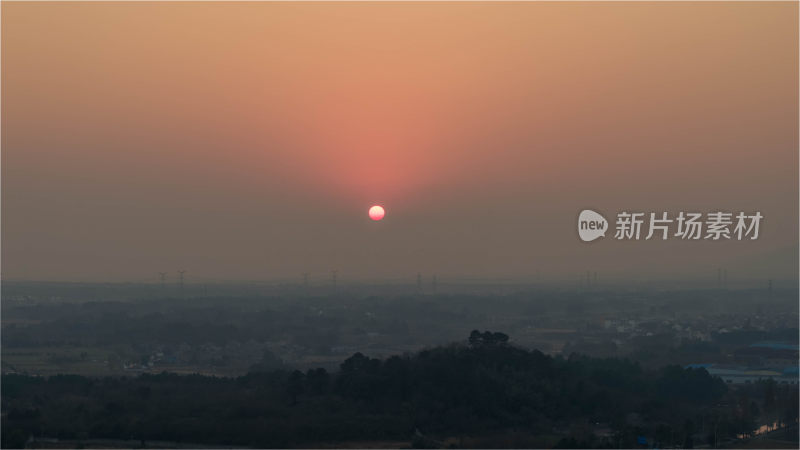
<box><xmin>686</xmin><ymin>363</ymin><xmax>713</xmax><ymax>370</ymax></box>
<box><xmin>735</xmin><ymin>342</ymin><xmax>798</xmax><ymax>367</ymax></box>
<box><xmin>750</xmin><ymin>341</ymin><xmax>799</xmax><ymax>351</ymax></box>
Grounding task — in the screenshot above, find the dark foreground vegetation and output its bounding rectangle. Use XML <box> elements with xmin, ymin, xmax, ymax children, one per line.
<box><xmin>2</xmin><ymin>332</ymin><xmax>798</xmax><ymax>449</ymax></box>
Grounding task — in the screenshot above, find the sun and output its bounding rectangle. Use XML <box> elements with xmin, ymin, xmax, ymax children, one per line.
<box><xmin>368</xmin><ymin>205</ymin><xmax>385</xmax><ymax>221</ymax></box>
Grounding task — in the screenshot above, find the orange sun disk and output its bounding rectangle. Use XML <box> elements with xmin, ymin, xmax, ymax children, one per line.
<box><xmin>369</xmin><ymin>205</ymin><xmax>385</xmax><ymax>221</ymax></box>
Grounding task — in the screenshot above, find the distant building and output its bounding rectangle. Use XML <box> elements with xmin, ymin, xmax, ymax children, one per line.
<box><xmin>734</xmin><ymin>342</ymin><xmax>798</xmax><ymax>367</ymax></box>
<box><xmin>686</xmin><ymin>363</ymin><xmax>799</xmax><ymax>385</ymax></box>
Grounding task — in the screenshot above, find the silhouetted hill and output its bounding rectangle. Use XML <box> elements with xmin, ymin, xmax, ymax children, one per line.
<box><xmin>3</xmin><ymin>332</ymin><xmax>794</xmax><ymax>449</ymax></box>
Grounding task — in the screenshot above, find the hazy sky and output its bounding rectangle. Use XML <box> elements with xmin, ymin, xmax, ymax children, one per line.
<box><xmin>2</xmin><ymin>2</ymin><xmax>798</xmax><ymax>283</ymax></box>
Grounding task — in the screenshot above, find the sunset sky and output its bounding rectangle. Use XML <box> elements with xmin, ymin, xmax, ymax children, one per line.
<box><xmin>2</xmin><ymin>1</ymin><xmax>798</xmax><ymax>283</ymax></box>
